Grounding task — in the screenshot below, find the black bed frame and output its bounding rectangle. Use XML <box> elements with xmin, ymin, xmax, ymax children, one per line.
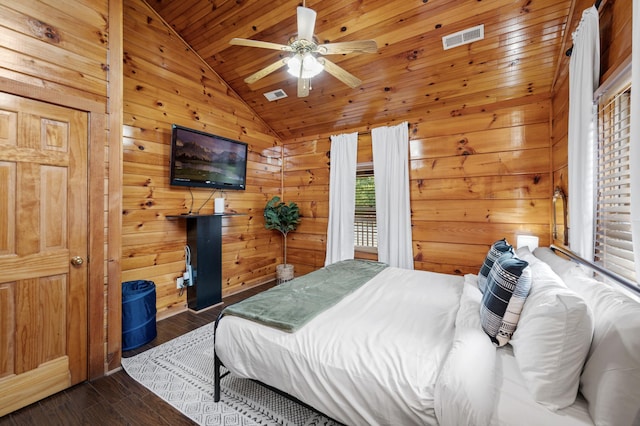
<box><xmin>213</xmin><ymin>309</ymin><xmax>342</xmax><ymax>423</ymax></box>
<box><xmin>213</xmin><ymin>311</ymin><xmax>226</xmax><ymax>402</ymax></box>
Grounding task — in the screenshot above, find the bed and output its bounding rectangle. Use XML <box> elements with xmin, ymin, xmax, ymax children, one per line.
<box><xmin>213</xmin><ymin>245</ymin><xmax>640</xmax><ymax>426</ymax></box>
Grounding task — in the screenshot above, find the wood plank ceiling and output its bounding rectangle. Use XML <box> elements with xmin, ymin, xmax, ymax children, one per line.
<box><xmin>145</xmin><ymin>0</ymin><xmax>573</xmax><ymax>140</ymax></box>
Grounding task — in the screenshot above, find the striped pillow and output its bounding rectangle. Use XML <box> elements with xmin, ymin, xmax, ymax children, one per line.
<box><xmin>480</xmin><ymin>252</ymin><xmax>531</xmax><ymax>346</ymax></box>
<box><xmin>478</xmin><ymin>239</ymin><xmax>513</xmax><ymax>294</ymax></box>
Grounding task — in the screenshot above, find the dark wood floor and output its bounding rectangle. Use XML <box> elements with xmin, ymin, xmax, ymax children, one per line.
<box><xmin>0</xmin><ymin>282</ymin><xmax>274</xmax><ymax>426</ymax></box>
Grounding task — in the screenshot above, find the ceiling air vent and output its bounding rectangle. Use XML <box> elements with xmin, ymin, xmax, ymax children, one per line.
<box><xmin>442</xmin><ymin>24</ymin><xmax>484</xmax><ymax>50</ymax></box>
<box><xmin>264</xmin><ymin>89</ymin><xmax>288</xmax><ymax>101</ymax></box>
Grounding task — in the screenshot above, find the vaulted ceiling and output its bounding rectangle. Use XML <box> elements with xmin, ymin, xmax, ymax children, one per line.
<box><xmin>146</xmin><ymin>0</ymin><xmax>574</xmax><ymax>140</ymax></box>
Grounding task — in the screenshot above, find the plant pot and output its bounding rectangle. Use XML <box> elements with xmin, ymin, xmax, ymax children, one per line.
<box><xmin>276</xmin><ymin>263</ymin><xmax>294</xmax><ymax>284</ymax></box>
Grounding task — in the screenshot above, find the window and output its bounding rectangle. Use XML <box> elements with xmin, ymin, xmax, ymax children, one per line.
<box><xmin>594</xmin><ymin>78</ymin><xmax>636</xmax><ymax>283</ymax></box>
<box><xmin>355</xmin><ymin>165</ymin><xmax>377</xmax><ymax>249</ymax></box>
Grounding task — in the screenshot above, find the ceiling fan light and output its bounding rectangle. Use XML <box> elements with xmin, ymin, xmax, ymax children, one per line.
<box><xmin>287</xmin><ymin>53</ymin><xmax>324</xmax><ymax>79</ymax></box>
<box><xmin>286</xmin><ymin>55</ymin><xmax>302</xmax><ymax>77</ymax></box>
<box><xmin>303</xmin><ymin>54</ymin><xmax>324</xmax><ymax>78</ymax></box>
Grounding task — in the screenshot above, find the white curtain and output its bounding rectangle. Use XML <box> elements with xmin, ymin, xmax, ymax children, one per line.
<box><xmin>372</xmin><ymin>122</ymin><xmax>414</xmax><ymax>269</ymax></box>
<box><xmin>631</xmin><ymin>0</ymin><xmax>640</xmax><ymax>278</ymax></box>
<box><xmin>324</xmin><ymin>132</ymin><xmax>358</xmax><ymax>266</ymax></box>
<box><xmin>568</xmin><ymin>6</ymin><xmax>599</xmax><ymax>259</ymax></box>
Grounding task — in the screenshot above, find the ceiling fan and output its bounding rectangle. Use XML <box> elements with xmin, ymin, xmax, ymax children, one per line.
<box><xmin>229</xmin><ymin>2</ymin><xmax>377</xmax><ymax>97</ymax></box>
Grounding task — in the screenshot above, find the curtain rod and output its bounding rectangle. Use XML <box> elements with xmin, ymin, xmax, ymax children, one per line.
<box><xmin>328</xmin><ymin>122</ymin><xmax>410</xmax><ymax>140</ymax></box>
<box><xmin>565</xmin><ymin>0</ymin><xmax>604</xmax><ymax>57</ymax></box>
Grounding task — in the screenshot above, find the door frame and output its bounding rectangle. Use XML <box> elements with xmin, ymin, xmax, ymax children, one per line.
<box><xmin>0</xmin><ymin>79</ymin><xmax>109</xmax><ymax>380</ymax></box>
<box><xmin>0</xmin><ymin>0</ymin><xmax>123</xmax><ymax>380</ymax></box>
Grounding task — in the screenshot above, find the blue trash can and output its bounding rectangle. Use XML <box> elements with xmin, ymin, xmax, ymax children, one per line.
<box><xmin>122</xmin><ymin>280</ymin><xmax>157</xmax><ymax>351</ymax></box>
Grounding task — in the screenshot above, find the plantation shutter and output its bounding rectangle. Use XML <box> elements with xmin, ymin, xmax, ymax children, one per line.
<box><xmin>594</xmin><ymin>82</ymin><xmax>637</xmax><ymax>283</ymax></box>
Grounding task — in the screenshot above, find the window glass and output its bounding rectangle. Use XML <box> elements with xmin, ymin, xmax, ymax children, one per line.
<box><xmin>355</xmin><ymin>168</ymin><xmax>377</xmax><ymax>249</ymax></box>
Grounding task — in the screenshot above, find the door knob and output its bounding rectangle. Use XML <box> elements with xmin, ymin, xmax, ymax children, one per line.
<box><xmin>70</xmin><ymin>256</ymin><xmax>84</xmax><ymax>267</ymax></box>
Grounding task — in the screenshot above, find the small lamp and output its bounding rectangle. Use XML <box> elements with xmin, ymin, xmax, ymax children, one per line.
<box><xmin>552</xmin><ymin>186</ymin><xmax>568</xmax><ymax>245</ymax></box>
<box><xmin>287</xmin><ymin>53</ymin><xmax>324</xmax><ymax>79</ymax></box>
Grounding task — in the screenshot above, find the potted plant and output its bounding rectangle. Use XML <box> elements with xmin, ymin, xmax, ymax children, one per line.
<box><xmin>264</xmin><ymin>196</ymin><xmax>300</xmax><ymax>282</ymax></box>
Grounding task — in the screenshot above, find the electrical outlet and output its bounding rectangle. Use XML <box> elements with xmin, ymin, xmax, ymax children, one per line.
<box><xmin>183</xmin><ymin>271</ymin><xmax>190</xmax><ymax>287</ymax></box>
<box><xmin>176</xmin><ymin>276</ymin><xmax>184</xmax><ymax>289</ymax></box>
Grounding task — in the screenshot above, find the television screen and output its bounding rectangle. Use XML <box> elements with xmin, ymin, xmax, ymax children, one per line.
<box><xmin>169</xmin><ymin>124</ymin><xmax>248</xmax><ymax>190</ymax></box>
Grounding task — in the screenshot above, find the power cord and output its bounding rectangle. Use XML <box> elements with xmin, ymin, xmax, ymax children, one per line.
<box><xmin>195</xmin><ymin>188</ymin><xmax>219</xmax><ymax>214</ymax></box>
<box><xmin>186</xmin><ymin>187</ymin><xmax>195</xmax><ymax>214</ymax></box>
<box><xmin>179</xmin><ymin>245</ymin><xmax>192</xmax><ymax>297</ymax></box>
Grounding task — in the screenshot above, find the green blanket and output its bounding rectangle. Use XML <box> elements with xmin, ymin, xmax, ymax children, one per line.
<box><xmin>223</xmin><ymin>259</ymin><xmax>388</xmax><ymax>332</ymax></box>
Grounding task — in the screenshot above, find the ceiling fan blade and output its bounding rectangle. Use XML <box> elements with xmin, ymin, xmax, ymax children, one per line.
<box><xmin>244</xmin><ymin>58</ymin><xmax>288</xmax><ymax>84</ymax></box>
<box><xmin>230</xmin><ymin>38</ymin><xmax>292</xmax><ymax>52</ymax></box>
<box><xmin>297</xmin><ymin>6</ymin><xmax>317</xmax><ymax>41</ymax></box>
<box><xmin>319</xmin><ymin>58</ymin><xmax>362</xmax><ymax>89</ymax></box>
<box><xmin>317</xmin><ymin>40</ymin><xmax>378</xmax><ymax>55</ymax></box>
<box><xmin>298</xmin><ymin>78</ymin><xmax>310</xmax><ymax>97</ymax></box>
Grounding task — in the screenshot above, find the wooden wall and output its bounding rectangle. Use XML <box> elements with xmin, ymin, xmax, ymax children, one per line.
<box><xmin>0</xmin><ymin>2</ymin><xmax>109</xmax><ymax>108</ymax></box>
<box><xmin>284</xmin><ymin>94</ymin><xmax>553</xmax><ymax>276</ymax></box>
<box><xmin>121</xmin><ymin>0</ymin><xmax>284</xmax><ymax>317</ymax></box>
<box><xmin>550</xmin><ymin>0</ymin><xmax>632</xmax><ymax>246</ymax></box>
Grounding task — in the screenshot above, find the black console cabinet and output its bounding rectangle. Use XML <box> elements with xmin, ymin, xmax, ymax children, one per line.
<box><xmin>167</xmin><ymin>214</ymin><xmax>224</xmax><ymax>311</ymax></box>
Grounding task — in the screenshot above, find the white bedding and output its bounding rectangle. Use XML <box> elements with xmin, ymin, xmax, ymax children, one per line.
<box><xmin>491</xmin><ymin>345</ymin><xmax>592</xmax><ymax>426</ymax></box>
<box><xmin>216</xmin><ymin>263</ymin><xmax>597</xmax><ymax>425</ymax></box>
<box><xmin>434</xmin><ymin>276</ymin><xmax>498</xmax><ymax>426</ymax></box>
<box><xmin>216</xmin><ymin>267</ymin><xmax>463</xmax><ymax>425</ymax></box>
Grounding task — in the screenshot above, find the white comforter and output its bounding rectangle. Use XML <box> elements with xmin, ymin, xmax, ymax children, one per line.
<box><xmin>216</xmin><ymin>267</ymin><xmax>469</xmax><ymax>425</ymax></box>
<box><xmin>435</xmin><ymin>276</ymin><xmax>497</xmax><ymax>426</ymax></box>
<box><xmin>216</xmin><ymin>266</ymin><xmax>596</xmax><ymax>425</ymax></box>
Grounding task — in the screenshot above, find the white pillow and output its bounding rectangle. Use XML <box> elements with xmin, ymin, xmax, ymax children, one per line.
<box><xmin>532</xmin><ymin>246</ymin><xmax>582</xmax><ymax>279</ymax></box>
<box><xmin>562</xmin><ymin>271</ymin><xmax>640</xmax><ymax>426</ymax></box>
<box><xmin>510</xmin><ymin>254</ymin><xmax>594</xmax><ymax>410</ymax></box>
<box><xmin>515</xmin><ymin>245</ymin><xmax>531</xmax><ymax>258</ymax></box>
<box><xmin>457</xmin><ymin>275</ymin><xmax>483</xmax><ymax>329</ymax></box>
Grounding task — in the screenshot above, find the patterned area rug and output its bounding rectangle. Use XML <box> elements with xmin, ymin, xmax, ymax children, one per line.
<box><xmin>121</xmin><ymin>322</ymin><xmax>340</xmax><ymax>426</ymax></box>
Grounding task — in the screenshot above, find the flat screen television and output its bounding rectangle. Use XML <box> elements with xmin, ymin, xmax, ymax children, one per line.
<box><xmin>169</xmin><ymin>124</ymin><xmax>248</xmax><ymax>190</ymax></box>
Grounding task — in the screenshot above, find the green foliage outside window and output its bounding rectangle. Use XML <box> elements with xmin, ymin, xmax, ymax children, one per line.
<box><xmin>355</xmin><ymin>175</ymin><xmax>376</xmax><ymax>213</ymax></box>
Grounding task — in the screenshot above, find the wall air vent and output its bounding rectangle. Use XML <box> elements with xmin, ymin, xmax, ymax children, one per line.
<box><xmin>442</xmin><ymin>24</ymin><xmax>484</xmax><ymax>50</ymax></box>
<box><xmin>264</xmin><ymin>89</ymin><xmax>288</xmax><ymax>101</ymax></box>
